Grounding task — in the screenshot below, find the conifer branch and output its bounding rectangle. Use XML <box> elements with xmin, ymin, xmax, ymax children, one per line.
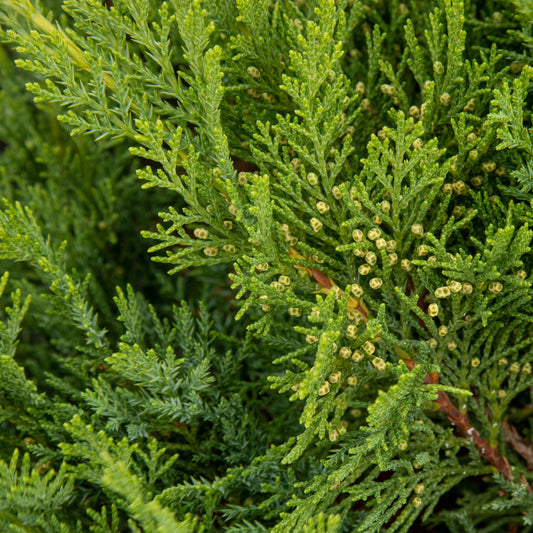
<box><xmin>2</xmin><ymin>0</ymin><xmax>533</xmax><ymax>529</ymax></box>
<box><xmin>503</xmin><ymin>419</ymin><xmax>533</xmax><ymax>472</ymax></box>
<box><xmin>298</xmin><ymin>260</ymin><xmax>531</xmax><ymax>489</ymax></box>
<box><xmin>423</xmin><ymin>365</ymin><xmax>518</xmax><ymax>485</ymax></box>
<box><xmin>404</xmin><ymin>277</ymin><xmax>532</xmax><ymax>490</ymax></box>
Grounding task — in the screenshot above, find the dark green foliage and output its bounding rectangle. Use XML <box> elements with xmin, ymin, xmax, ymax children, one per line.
<box><xmin>1</xmin><ymin>0</ymin><xmax>533</xmax><ymax>531</ymax></box>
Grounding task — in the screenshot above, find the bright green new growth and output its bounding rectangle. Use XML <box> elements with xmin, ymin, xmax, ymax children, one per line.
<box><xmin>1</xmin><ymin>0</ymin><xmax>533</xmax><ymax>531</ymax></box>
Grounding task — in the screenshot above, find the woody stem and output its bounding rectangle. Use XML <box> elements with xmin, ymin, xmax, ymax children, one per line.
<box><xmin>405</xmin><ymin>275</ymin><xmax>530</xmax><ymax>490</ymax></box>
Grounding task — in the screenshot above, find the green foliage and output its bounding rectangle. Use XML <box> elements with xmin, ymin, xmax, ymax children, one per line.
<box><xmin>1</xmin><ymin>0</ymin><xmax>533</xmax><ymax>531</ymax></box>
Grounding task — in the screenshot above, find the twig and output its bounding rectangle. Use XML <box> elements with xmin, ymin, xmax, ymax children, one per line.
<box><xmin>292</xmin><ymin>259</ymin><xmax>532</xmax><ymax>489</ymax></box>
<box><xmin>407</xmin><ymin>357</ymin><xmax>516</xmax><ymax>483</ymax></box>
<box><xmin>503</xmin><ymin>419</ymin><xmax>533</xmax><ymax>471</ymax></box>
<box><xmin>404</xmin><ymin>275</ymin><xmax>532</xmax><ymax>491</ymax></box>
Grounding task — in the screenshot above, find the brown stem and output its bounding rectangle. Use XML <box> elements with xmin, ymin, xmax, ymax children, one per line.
<box><xmin>404</xmin><ymin>276</ymin><xmax>531</xmax><ymax>490</ymax></box>
<box><xmin>503</xmin><ymin>419</ymin><xmax>533</xmax><ymax>471</ymax></box>
<box><xmin>438</xmin><ymin>390</ymin><xmax>516</xmax><ymax>482</ymax></box>
<box><xmin>404</xmin><ymin>358</ymin><xmax>517</xmax><ymax>483</ymax></box>
<box><xmin>293</xmin><ymin>261</ymin><xmax>532</xmax><ymax>488</ymax></box>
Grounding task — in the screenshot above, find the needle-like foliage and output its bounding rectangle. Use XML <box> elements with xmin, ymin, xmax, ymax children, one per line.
<box><xmin>1</xmin><ymin>0</ymin><xmax>533</xmax><ymax>531</ymax></box>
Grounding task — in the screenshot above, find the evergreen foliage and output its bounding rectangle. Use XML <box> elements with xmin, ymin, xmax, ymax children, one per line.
<box><xmin>1</xmin><ymin>0</ymin><xmax>533</xmax><ymax>531</ymax></box>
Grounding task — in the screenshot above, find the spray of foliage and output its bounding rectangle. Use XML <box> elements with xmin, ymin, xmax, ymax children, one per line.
<box><xmin>1</xmin><ymin>0</ymin><xmax>533</xmax><ymax>531</ymax></box>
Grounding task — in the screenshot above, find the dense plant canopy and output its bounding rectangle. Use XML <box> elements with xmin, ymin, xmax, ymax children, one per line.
<box><xmin>2</xmin><ymin>0</ymin><xmax>533</xmax><ymax>531</ymax></box>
